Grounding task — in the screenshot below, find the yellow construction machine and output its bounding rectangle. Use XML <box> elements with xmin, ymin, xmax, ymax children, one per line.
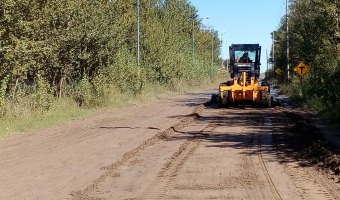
<box><xmin>218</xmin><ymin>44</ymin><xmax>271</xmax><ymax>107</ymax></box>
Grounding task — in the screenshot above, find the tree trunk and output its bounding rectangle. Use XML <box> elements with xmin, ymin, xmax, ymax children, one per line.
<box><xmin>58</xmin><ymin>76</ymin><xmax>64</xmax><ymax>100</ymax></box>
<box><xmin>12</xmin><ymin>75</ymin><xmax>20</xmax><ymax>99</ymax></box>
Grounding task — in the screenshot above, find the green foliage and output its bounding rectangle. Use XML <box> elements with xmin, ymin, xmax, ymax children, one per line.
<box><xmin>0</xmin><ymin>0</ymin><xmax>221</xmax><ymax>119</ymax></box>
<box><xmin>270</xmin><ymin>0</ymin><xmax>340</xmax><ymax>121</ymax></box>
<box><xmin>31</xmin><ymin>73</ymin><xmax>54</xmax><ymax>112</ymax></box>
<box><xmin>110</xmin><ymin>47</ymin><xmax>141</xmax><ymax>93</ymax></box>
<box><xmin>0</xmin><ymin>75</ymin><xmax>9</xmax><ymax>107</ymax></box>
<box><xmin>65</xmin><ymin>75</ymin><xmax>95</xmax><ymax>108</ymax></box>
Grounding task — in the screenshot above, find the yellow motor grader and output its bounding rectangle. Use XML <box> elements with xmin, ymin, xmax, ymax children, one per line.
<box><xmin>218</xmin><ymin>44</ymin><xmax>271</xmax><ymax>107</ymax></box>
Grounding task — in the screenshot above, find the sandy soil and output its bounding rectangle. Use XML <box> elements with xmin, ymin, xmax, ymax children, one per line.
<box><xmin>0</xmin><ymin>91</ymin><xmax>339</xmax><ymax>200</ymax></box>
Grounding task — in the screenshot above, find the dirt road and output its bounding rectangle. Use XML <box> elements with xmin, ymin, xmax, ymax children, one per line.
<box><xmin>0</xmin><ymin>91</ymin><xmax>339</xmax><ymax>199</ymax></box>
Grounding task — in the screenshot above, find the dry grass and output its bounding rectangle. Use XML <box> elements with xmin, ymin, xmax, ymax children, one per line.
<box><xmin>0</xmin><ymin>77</ymin><xmax>224</xmax><ymax>139</ymax></box>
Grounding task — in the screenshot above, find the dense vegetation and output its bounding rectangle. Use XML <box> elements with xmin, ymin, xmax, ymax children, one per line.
<box><xmin>269</xmin><ymin>0</ymin><xmax>340</xmax><ymax>120</ymax></box>
<box><xmin>0</xmin><ymin>0</ymin><xmax>221</xmax><ymax>119</ymax></box>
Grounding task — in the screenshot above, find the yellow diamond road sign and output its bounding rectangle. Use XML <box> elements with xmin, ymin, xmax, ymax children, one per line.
<box><xmin>275</xmin><ymin>68</ymin><xmax>281</xmax><ymax>75</ymax></box>
<box><xmin>294</xmin><ymin>62</ymin><xmax>309</xmax><ymax>76</ymax></box>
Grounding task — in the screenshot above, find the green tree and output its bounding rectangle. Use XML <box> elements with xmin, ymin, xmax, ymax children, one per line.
<box><xmin>272</xmin><ymin>0</ymin><xmax>340</xmax><ymax>118</ymax></box>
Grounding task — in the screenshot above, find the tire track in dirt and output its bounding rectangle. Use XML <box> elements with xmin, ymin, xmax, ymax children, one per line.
<box><xmin>281</xmin><ymin>159</ymin><xmax>337</xmax><ymax>200</ymax></box>
<box><xmin>272</xmin><ymin>108</ymin><xmax>340</xmax><ymax>200</ymax></box>
<box><xmin>141</xmin><ymin>125</ymin><xmax>216</xmax><ymax>199</ymax></box>
<box><xmin>70</xmin><ymin>105</ymin><xmax>205</xmax><ymax>200</ymax></box>
<box><xmin>239</xmin><ymin>110</ymin><xmax>282</xmax><ymax>200</ymax></box>
<box><xmin>156</xmin><ymin>107</ymin><xmax>283</xmax><ymax>199</ymax></box>
<box><xmin>257</xmin><ymin>114</ymin><xmax>283</xmax><ymax>200</ymax></box>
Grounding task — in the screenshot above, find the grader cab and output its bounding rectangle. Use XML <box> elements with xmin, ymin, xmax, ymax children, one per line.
<box><xmin>218</xmin><ymin>44</ymin><xmax>271</xmax><ymax>107</ymax></box>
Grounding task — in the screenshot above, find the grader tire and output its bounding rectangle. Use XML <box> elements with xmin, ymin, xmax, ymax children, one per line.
<box><xmin>210</xmin><ymin>94</ymin><xmax>219</xmax><ymax>103</ymax></box>
<box><xmin>261</xmin><ymin>91</ymin><xmax>272</xmax><ymax>108</ymax></box>
<box><xmin>218</xmin><ymin>82</ymin><xmax>231</xmax><ymax>108</ymax></box>
<box><xmin>218</xmin><ymin>91</ymin><xmax>229</xmax><ymax>108</ymax></box>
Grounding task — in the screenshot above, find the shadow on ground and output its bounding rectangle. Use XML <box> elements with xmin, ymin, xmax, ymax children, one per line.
<box><xmin>167</xmin><ymin>99</ymin><xmax>340</xmax><ymax>181</ymax></box>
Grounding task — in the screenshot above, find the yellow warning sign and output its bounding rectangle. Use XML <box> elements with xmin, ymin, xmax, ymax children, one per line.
<box><xmin>294</xmin><ymin>62</ymin><xmax>309</xmax><ymax>76</ymax></box>
<box><xmin>275</xmin><ymin>68</ymin><xmax>281</xmax><ymax>75</ymax></box>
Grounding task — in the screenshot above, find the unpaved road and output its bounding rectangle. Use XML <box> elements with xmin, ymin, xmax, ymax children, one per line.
<box><xmin>0</xmin><ymin>91</ymin><xmax>339</xmax><ymax>200</ymax></box>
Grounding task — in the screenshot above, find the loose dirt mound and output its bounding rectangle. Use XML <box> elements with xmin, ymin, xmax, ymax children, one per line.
<box><xmin>273</xmin><ymin>111</ymin><xmax>340</xmax><ymax>182</ymax></box>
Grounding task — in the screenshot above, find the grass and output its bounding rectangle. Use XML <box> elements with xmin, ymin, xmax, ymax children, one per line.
<box><xmin>274</xmin><ymin>79</ymin><xmax>340</xmax><ymax>125</ymax></box>
<box><xmin>0</xmin><ymin>76</ymin><xmax>224</xmax><ymax>139</ymax></box>
<box><xmin>0</xmin><ymin>99</ymin><xmax>96</xmax><ymax>138</ymax></box>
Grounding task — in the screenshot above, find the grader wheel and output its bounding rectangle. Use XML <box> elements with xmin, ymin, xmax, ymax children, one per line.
<box><xmin>218</xmin><ymin>90</ymin><xmax>229</xmax><ymax>108</ymax></box>
<box><xmin>261</xmin><ymin>91</ymin><xmax>272</xmax><ymax>108</ymax></box>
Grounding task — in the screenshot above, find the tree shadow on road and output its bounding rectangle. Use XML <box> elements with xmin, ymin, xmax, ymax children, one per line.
<box><xmin>166</xmin><ymin>101</ymin><xmax>340</xmax><ymax>178</ymax></box>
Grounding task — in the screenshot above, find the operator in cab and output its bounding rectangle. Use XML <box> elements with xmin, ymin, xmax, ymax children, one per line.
<box><xmin>238</xmin><ymin>52</ymin><xmax>252</xmax><ymax>63</ymax></box>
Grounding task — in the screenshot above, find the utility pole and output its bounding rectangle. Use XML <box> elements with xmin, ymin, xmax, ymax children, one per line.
<box><xmin>137</xmin><ymin>0</ymin><xmax>140</xmax><ymax>71</ymax></box>
<box><xmin>220</xmin><ymin>31</ymin><xmax>226</xmax><ymax>66</ymax></box>
<box><xmin>192</xmin><ymin>16</ymin><xmax>209</xmax><ymax>65</ymax></box>
<box><xmin>211</xmin><ymin>29</ymin><xmax>214</xmax><ymax>78</ymax></box>
<box><xmin>272</xmin><ymin>31</ymin><xmax>275</xmax><ymax>70</ymax></box>
<box><xmin>286</xmin><ymin>0</ymin><xmax>290</xmax><ymax>80</ymax></box>
<box><xmin>336</xmin><ymin>12</ymin><xmax>339</xmax><ymax>52</ymax></box>
<box><xmin>192</xmin><ymin>20</ymin><xmax>195</xmax><ymax>65</ymax></box>
<box><xmin>266</xmin><ymin>49</ymin><xmax>269</xmax><ymax>72</ymax></box>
